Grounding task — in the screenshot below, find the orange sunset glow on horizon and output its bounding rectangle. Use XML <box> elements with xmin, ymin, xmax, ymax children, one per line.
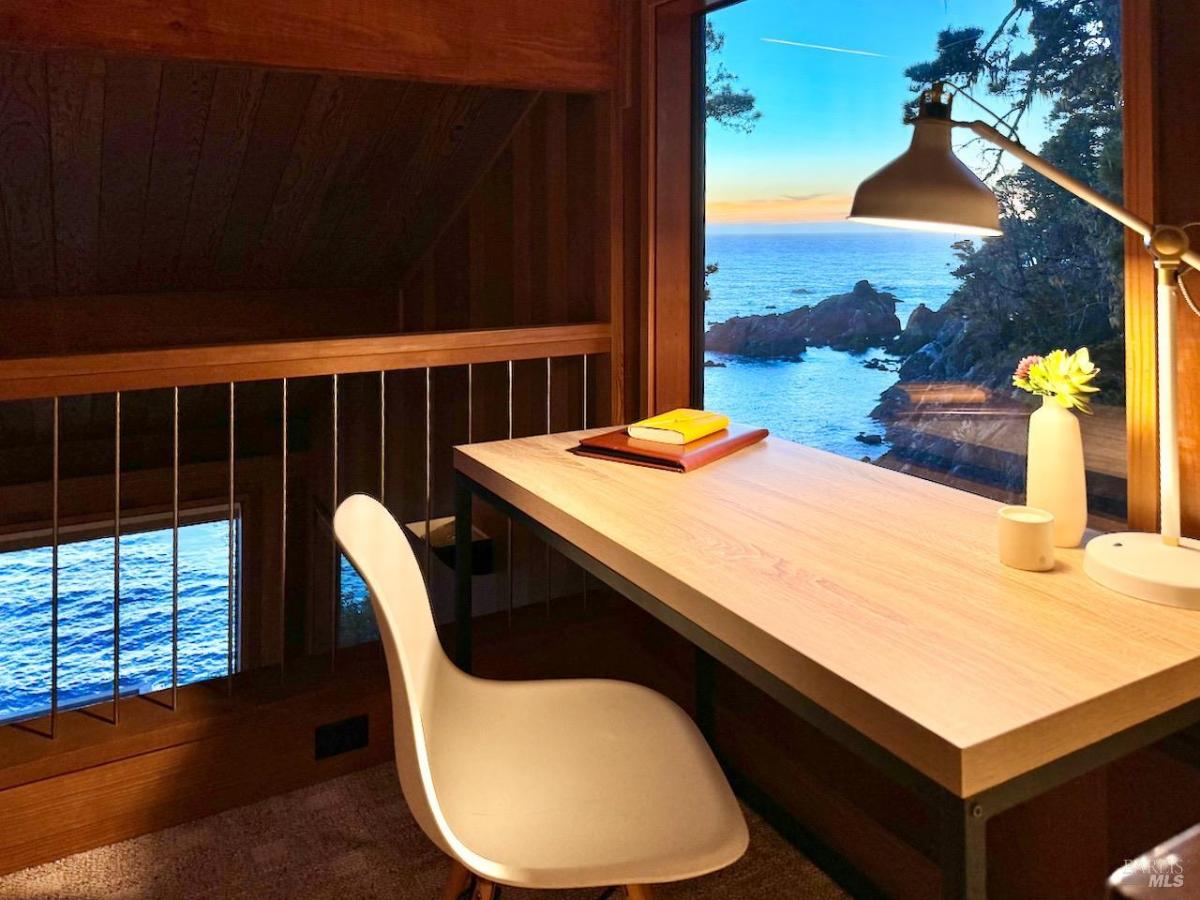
<box><xmin>705</xmin><ymin>192</ymin><xmax>853</xmax><ymax>223</ymax></box>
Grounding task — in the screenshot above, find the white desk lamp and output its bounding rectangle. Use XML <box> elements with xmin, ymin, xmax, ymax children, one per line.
<box><xmin>850</xmin><ymin>82</ymin><xmax>1200</xmax><ymax>609</ymax></box>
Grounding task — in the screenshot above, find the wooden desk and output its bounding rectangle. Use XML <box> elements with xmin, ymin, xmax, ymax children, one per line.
<box><xmin>453</xmin><ymin>431</ymin><xmax>1200</xmax><ymax>899</ymax></box>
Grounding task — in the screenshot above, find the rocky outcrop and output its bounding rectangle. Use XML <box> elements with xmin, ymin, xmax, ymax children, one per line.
<box><xmin>894</xmin><ymin>302</ymin><xmax>953</xmax><ymax>355</ymax></box>
<box><xmin>705</xmin><ymin>280</ymin><xmax>901</xmax><ymax>358</ymax></box>
<box><xmin>703</xmin><ymin>313</ymin><xmax>810</xmax><ymax>359</ymax></box>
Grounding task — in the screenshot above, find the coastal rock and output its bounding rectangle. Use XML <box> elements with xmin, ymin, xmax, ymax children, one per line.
<box><xmin>895</xmin><ymin>303</ymin><xmax>953</xmax><ymax>355</ymax></box>
<box><xmin>862</xmin><ymin>357</ymin><xmax>897</xmax><ymax>372</ymax></box>
<box><xmin>802</xmin><ymin>280</ymin><xmax>902</xmax><ymax>351</ymax></box>
<box><xmin>854</xmin><ymin>432</ymin><xmax>883</xmax><ymax>446</ymax></box>
<box><xmin>703</xmin><ymin>359</ymin><xmax>726</xmax><ymax>368</ymax></box>
<box><xmin>705</xmin><ymin>279</ymin><xmax>901</xmax><ymax>358</ymax></box>
<box><xmin>703</xmin><ymin>313</ymin><xmax>809</xmax><ymax>359</ymax></box>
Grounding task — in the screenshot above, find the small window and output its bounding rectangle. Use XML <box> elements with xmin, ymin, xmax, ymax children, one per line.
<box><xmin>0</xmin><ymin>511</ymin><xmax>240</xmax><ymax>725</ymax></box>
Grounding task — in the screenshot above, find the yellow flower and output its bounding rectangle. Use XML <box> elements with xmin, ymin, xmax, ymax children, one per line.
<box><xmin>1012</xmin><ymin>347</ymin><xmax>1100</xmax><ymax>413</ymax></box>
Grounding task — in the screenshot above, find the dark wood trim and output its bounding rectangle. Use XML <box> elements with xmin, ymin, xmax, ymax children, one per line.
<box><xmin>1122</xmin><ymin>0</ymin><xmax>1159</xmax><ymax>533</ymax></box>
<box><xmin>0</xmin><ymin>0</ymin><xmax>618</xmax><ymax>92</ymax></box>
<box><xmin>688</xmin><ymin>11</ymin><xmax>708</xmax><ymax>409</ymax></box>
<box><xmin>642</xmin><ymin>0</ymin><xmax>706</xmax><ymax>415</ymax></box>
<box><xmin>0</xmin><ymin>322</ymin><xmax>612</xmax><ymax>401</ymax></box>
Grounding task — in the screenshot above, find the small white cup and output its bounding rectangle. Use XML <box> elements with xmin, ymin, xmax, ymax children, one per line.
<box><xmin>997</xmin><ymin>505</ymin><xmax>1056</xmax><ymax>572</ymax></box>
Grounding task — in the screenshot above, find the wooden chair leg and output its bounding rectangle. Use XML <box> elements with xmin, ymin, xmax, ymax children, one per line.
<box><xmin>441</xmin><ymin>859</ymin><xmax>471</xmax><ymax>900</ymax></box>
<box><xmin>626</xmin><ymin>886</ymin><xmax>656</xmax><ymax>900</ymax></box>
<box><xmin>474</xmin><ymin>881</ymin><xmax>497</xmax><ymax>900</ymax></box>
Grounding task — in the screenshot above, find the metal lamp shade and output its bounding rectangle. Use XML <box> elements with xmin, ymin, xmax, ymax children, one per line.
<box><xmin>849</xmin><ymin>117</ymin><xmax>1002</xmax><ymax>236</ymax></box>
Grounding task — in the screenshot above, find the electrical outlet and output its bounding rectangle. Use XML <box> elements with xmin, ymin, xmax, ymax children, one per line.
<box><xmin>314</xmin><ymin>714</ymin><xmax>369</xmax><ymax>760</ymax></box>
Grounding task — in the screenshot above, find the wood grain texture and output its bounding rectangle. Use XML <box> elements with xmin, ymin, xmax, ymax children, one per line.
<box><xmin>212</xmin><ymin>70</ymin><xmax>315</xmax><ymax>282</ymax></box>
<box><xmin>97</xmin><ymin>57</ymin><xmax>160</xmax><ymax>293</ymax></box>
<box><xmin>456</xmin><ymin>431</ymin><xmax>1200</xmax><ymax>797</ymax></box>
<box><xmin>1150</xmin><ymin>0</ymin><xmax>1200</xmax><ymax>540</ymax></box>
<box><xmin>0</xmin><ymin>52</ymin><xmax>55</xmax><ymax>295</ymax></box>
<box><xmin>1121</xmin><ymin>0</ymin><xmax>1159</xmax><ymax>533</ymax></box>
<box><xmin>647</xmin><ymin>1</ymin><xmax>695</xmax><ymax>413</ymax></box>
<box><xmin>0</xmin><ymin>322</ymin><xmax>611</xmax><ymax>400</ymax></box>
<box><xmin>137</xmin><ymin>61</ymin><xmax>215</xmax><ymax>290</ymax></box>
<box><xmin>46</xmin><ymin>53</ymin><xmax>104</xmax><ymax>295</ymax></box>
<box><xmin>0</xmin><ymin>52</ymin><xmax>555</xmax><ymax>305</ymax></box>
<box><xmin>0</xmin><ymin>0</ymin><xmax>616</xmax><ymax>92</ymax></box>
<box><xmin>0</xmin><ymin>288</ymin><xmax>401</xmax><ymax>358</ymax></box>
<box><xmin>174</xmin><ymin>65</ymin><xmax>266</xmax><ymax>286</ymax></box>
<box><xmin>248</xmin><ymin>75</ymin><xmax>362</xmax><ymax>287</ymax></box>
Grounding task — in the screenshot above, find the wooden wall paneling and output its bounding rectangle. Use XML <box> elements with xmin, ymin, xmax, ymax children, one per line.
<box><xmin>0</xmin><ymin>288</ymin><xmax>399</xmax><ymax>359</ymax></box>
<box><xmin>0</xmin><ymin>52</ymin><xmax>55</xmax><ymax>296</ymax></box>
<box><xmin>136</xmin><ymin>61</ymin><xmax>215</xmax><ymax>290</ymax></box>
<box><xmin>0</xmin><ymin>656</ymin><xmax>393</xmax><ymax>876</ymax></box>
<box><xmin>0</xmin><ymin>169</ymin><xmax>10</xmax><ymax>295</ymax></box>
<box><xmin>249</xmin><ymin>75</ymin><xmax>363</xmax><ymax>288</ymax></box>
<box><xmin>1152</xmin><ymin>0</ymin><xmax>1200</xmax><ymax>539</ymax></box>
<box><xmin>97</xmin><ymin>57</ymin><xmax>161</xmax><ymax>294</ymax></box>
<box><xmin>361</xmin><ymin>86</ymin><xmax>489</xmax><ymax>286</ymax></box>
<box><xmin>323</xmin><ymin>82</ymin><xmax>449</xmax><ymax>287</ymax></box>
<box><xmin>212</xmin><ymin>71</ymin><xmax>315</xmax><ymax>284</ymax></box>
<box><xmin>467</xmin><ymin>155</ymin><xmax>515</xmax><ymax>328</ymax></box>
<box><xmin>375</xmin><ymin>89</ymin><xmax>537</xmax><ymax>286</ymax></box>
<box><xmin>287</xmin><ymin>79</ymin><xmax>407</xmax><ymax>289</ymax></box>
<box><xmin>615</xmin><ymin>0</ymin><xmax>643</xmax><ymax>423</ymax></box>
<box><xmin>0</xmin><ymin>0</ymin><xmax>617</xmax><ymax>93</ymax></box>
<box><xmin>510</xmin><ymin>100</ymin><xmax>535</xmax><ymax>327</ymax></box>
<box><xmin>542</xmin><ymin>94</ymin><xmax>569</xmax><ymax>326</ymax></box>
<box><xmin>646</xmin><ymin>0</ymin><xmax>697</xmax><ymax>414</ymax></box>
<box><xmin>1121</xmin><ymin>0</ymin><xmax>1158</xmax><ymax>533</ymax></box>
<box><xmin>175</xmin><ymin>66</ymin><xmax>266</xmax><ymax>288</ymax></box>
<box><xmin>46</xmin><ymin>53</ymin><xmax>104</xmax><ymax>296</ymax></box>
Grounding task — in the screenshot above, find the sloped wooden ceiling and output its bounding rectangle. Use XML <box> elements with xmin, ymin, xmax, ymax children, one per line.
<box><xmin>0</xmin><ymin>51</ymin><xmax>535</xmax><ymax>300</ymax></box>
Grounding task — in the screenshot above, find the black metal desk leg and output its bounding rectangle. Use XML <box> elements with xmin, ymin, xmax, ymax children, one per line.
<box><xmin>454</xmin><ymin>474</ymin><xmax>473</xmax><ymax>672</ymax></box>
<box><xmin>939</xmin><ymin>798</ymin><xmax>988</xmax><ymax>899</ymax></box>
<box><xmin>695</xmin><ymin>646</ymin><xmax>716</xmax><ymax>744</ymax></box>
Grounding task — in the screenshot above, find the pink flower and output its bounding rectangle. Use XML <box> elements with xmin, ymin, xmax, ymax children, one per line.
<box><xmin>1014</xmin><ymin>355</ymin><xmax>1042</xmax><ymax>380</ymax></box>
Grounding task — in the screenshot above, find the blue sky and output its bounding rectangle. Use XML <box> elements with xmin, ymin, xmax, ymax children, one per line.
<box><xmin>706</xmin><ymin>0</ymin><xmax>1050</xmax><ymax>226</ymax></box>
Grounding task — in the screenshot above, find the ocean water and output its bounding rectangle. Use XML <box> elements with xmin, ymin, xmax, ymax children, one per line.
<box><xmin>0</xmin><ymin>521</ymin><xmax>235</xmax><ymax>724</ymax></box>
<box><xmin>703</xmin><ymin>228</ymin><xmax>964</xmax><ymax>458</ymax></box>
<box><xmin>0</xmin><ymin>523</ymin><xmax>382</xmax><ymax>724</ymax></box>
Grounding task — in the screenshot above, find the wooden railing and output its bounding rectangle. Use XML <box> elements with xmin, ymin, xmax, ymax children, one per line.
<box><xmin>0</xmin><ymin>321</ymin><xmax>610</xmax><ymax>736</ymax></box>
<box><xmin>0</xmin><ymin>323</ymin><xmax>612</xmax><ymax>401</ymax></box>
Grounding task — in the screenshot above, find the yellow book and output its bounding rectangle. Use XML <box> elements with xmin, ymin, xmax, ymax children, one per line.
<box><xmin>627</xmin><ymin>408</ymin><xmax>730</xmax><ymax>445</ymax></box>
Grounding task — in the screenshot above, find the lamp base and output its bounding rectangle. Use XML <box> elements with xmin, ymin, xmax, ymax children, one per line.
<box><xmin>1084</xmin><ymin>532</ymin><xmax>1200</xmax><ymax>609</ymax></box>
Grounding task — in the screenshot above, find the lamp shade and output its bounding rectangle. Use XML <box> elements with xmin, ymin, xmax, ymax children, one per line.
<box><xmin>849</xmin><ymin>115</ymin><xmax>1002</xmax><ymax>236</ymax></box>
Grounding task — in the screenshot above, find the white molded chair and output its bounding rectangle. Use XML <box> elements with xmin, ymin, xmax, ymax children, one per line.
<box><xmin>333</xmin><ymin>494</ymin><xmax>748</xmax><ymax>900</ymax></box>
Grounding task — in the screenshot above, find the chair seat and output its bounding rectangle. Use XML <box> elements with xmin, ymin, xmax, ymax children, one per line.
<box><xmin>428</xmin><ymin>675</ymin><xmax>749</xmax><ymax>889</ymax></box>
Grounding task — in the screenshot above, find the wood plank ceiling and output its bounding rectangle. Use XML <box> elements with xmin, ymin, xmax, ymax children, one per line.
<box><xmin>0</xmin><ymin>50</ymin><xmax>534</xmax><ymax>299</ymax></box>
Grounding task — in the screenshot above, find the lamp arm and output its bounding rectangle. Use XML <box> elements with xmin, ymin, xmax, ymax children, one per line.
<box><xmin>965</xmin><ymin>120</ymin><xmax>1189</xmax><ymax>547</ymax></box>
<box><xmin>963</xmin><ymin>120</ymin><xmax>1200</xmax><ymax>270</ymax></box>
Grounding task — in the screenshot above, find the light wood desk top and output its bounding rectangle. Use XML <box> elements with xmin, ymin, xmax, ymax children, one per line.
<box><xmin>455</xmin><ymin>431</ymin><xmax>1200</xmax><ymax>797</ymax></box>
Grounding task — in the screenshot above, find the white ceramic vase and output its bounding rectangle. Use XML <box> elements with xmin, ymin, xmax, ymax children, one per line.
<box><xmin>1026</xmin><ymin>396</ymin><xmax>1087</xmax><ymax>547</ymax></box>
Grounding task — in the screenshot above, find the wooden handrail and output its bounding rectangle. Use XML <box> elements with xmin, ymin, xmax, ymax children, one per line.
<box><xmin>0</xmin><ymin>323</ymin><xmax>611</xmax><ymax>401</ymax></box>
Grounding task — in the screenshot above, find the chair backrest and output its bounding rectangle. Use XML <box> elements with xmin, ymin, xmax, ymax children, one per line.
<box><xmin>332</xmin><ymin>493</ymin><xmax>459</xmax><ymax>855</ymax></box>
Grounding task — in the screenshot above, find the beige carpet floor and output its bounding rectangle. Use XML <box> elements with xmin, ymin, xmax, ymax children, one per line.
<box><xmin>0</xmin><ymin>765</ymin><xmax>847</xmax><ymax>900</ymax></box>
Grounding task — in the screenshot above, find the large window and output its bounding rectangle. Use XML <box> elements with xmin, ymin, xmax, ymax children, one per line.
<box><xmin>701</xmin><ymin>0</ymin><xmax>1125</xmax><ymax>525</ymax></box>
